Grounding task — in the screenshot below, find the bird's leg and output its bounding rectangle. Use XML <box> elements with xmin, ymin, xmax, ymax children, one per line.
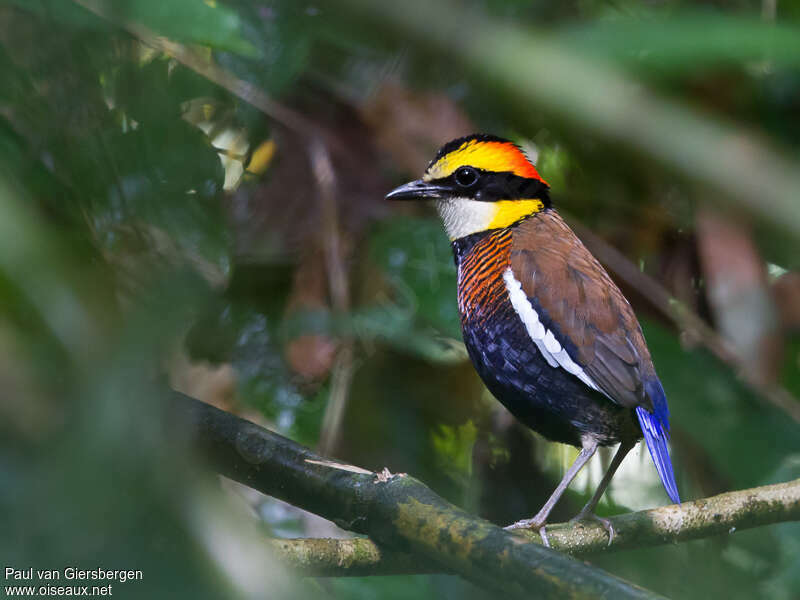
<box><xmin>570</xmin><ymin>440</ymin><xmax>635</xmax><ymax>545</ymax></box>
<box><xmin>505</xmin><ymin>436</ymin><xmax>599</xmax><ymax>545</ymax></box>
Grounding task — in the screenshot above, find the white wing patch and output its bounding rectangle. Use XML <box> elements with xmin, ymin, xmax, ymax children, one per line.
<box><xmin>502</xmin><ymin>267</ymin><xmax>607</xmax><ymax>396</ymax></box>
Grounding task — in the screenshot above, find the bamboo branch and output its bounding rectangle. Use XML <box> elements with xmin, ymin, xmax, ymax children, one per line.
<box><xmin>267</xmin><ymin>477</ymin><xmax>800</xmax><ymax>576</ymax></box>
<box><xmin>173</xmin><ymin>392</ymin><xmax>664</xmax><ymax>599</ymax></box>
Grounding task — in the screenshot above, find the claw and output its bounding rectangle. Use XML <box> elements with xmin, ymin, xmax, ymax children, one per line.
<box><xmin>505</xmin><ymin>518</ymin><xmax>538</xmax><ymax>531</ymax></box>
<box><xmin>539</xmin><ymin>525</ymin><xmax>550</xmax><ymax>547</ymax></box>
<box><xmin>504</xmin><ymin>518</ymin><xmax>551</xmax><ymax>547</ymax></box>
<box><xmin>571</xmin><ymin>511</ymin><xmax>615</xmax><ymax>546</ymax></box>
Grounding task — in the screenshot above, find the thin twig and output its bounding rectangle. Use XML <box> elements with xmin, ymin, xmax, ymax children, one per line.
<box><xmin>267</xmin><ymin>476</ymin><xmax>800</xmax><ymax>576</ymax></box>
<box><xmin>308</xmin><ymin>139</ymin><xmax>355</xmax><ymax>456</ymax></box>
<box><xmin>309</xmin><ymin>140</ymin><xmax>349</xmax><ymax>314</ymax></box>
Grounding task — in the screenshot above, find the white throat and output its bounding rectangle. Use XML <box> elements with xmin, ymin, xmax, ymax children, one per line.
<box><xmin>435</xmin><ymin>198</ymin><xmax>495</xmax><ymax>240</ymax></box>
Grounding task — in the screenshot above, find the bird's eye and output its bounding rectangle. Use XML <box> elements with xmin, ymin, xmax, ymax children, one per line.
<box><xmin>454</xmin><ymin>167</ymin><xmax>479</xmax><ymax>188</ymax></box>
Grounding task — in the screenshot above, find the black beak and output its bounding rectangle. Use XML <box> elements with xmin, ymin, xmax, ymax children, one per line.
<box><xmin>385</xmin><ymin>179</ymin><xmax>451</xmax><ymax>201</ymax></box>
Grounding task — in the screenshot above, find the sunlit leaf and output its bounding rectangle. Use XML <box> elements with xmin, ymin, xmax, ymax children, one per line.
<box><xmin>431</xmin><ymin>420</ymin><xmax>478</xmax><ymax>484</ymax></box>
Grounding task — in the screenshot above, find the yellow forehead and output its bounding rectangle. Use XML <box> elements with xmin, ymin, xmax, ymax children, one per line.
<box><xmin>424</xmin><ymin>140</ymin><xmax>539</xmax><ymax>181</ymax></box>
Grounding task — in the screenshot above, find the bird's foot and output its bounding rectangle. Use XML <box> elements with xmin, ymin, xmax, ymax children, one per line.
<box><xmin>570</xmin><ymin>510</ymin><xmax>615</xmax><ymax>546</ymax></box>
<box><xmin>504</xmin><ymin>517</ymin><xmax>550</xmax><ymax>547</ymax></box>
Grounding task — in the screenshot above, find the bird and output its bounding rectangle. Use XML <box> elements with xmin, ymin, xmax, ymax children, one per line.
<box><xmin>386</xmin><ymin>134</ymin><xmax>680</xmax><ymax>543</ymax></box>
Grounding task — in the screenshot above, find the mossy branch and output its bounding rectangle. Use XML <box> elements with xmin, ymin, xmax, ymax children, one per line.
<box><xmin>173</xmin><ymin>392</ymin><xmax>665</xmax><ymax>599</ymax></box>
<box><xmin>175</xmin><ymin>390</ymin><xmax>800</xmax><ymax>582</ymax></box>
<box><xmin>267</xmin><ymin>478</ymin><xmax>800</xmax><ymax>576</ymax></box>
<box><xmin>266</xmin><ymin>538</ymin><xmax>435</xmax><ymax>577</ymax></box>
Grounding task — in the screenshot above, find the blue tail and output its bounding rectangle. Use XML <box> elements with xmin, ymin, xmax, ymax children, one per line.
<box><xmin>635</xmin><ymin>378</ymin><xmax>680</xmax><ymax>504</ymax></box>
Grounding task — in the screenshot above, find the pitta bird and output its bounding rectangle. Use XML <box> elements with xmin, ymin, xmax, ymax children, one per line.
<box><xmin>386</xmin><ymin>134</ymin><xmax>680</xmax><ymax>543</ymax></box>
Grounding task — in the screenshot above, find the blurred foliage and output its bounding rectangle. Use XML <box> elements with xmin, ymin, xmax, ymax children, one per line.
<box><xmin>1</xmin><ymin>0</ymin><xmax>799</xmax><ymax>599</ymax></box>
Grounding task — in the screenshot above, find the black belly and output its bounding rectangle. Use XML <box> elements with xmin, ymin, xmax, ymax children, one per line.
<box><xmin>461</xmin><ymin>304</ymin><xmax>636</xmax><ymax>447</ymax></box>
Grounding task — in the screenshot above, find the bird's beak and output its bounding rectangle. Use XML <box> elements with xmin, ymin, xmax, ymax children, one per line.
<box><xmin>385</xmin><ymin>179</ymin><xmax>450</xmax><ymax>201</ymax></box>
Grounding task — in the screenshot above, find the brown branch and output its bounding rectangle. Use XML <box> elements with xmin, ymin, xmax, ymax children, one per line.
<box><xmin>172</xmin><ymin>392</ymin><xmax>665</xmax><ymax>599</ymax></box>
<box><xmin>308</xmin><ymin>139</ymin><xmax>355</xmax><ymax>456</ymax></box>
<box><xmin>267</xmin><ymin>478</ymin><xmax>800</xmax><ymax>576</ymax></box>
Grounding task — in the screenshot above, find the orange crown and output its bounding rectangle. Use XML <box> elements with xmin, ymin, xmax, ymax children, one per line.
<box><xmin>424</xmin><ymin>135</ymin><xmax>546</xmax><ymax>184</ymax></box>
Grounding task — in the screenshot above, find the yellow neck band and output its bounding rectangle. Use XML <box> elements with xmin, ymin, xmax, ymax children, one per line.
<box><xmin>487</xmin><ymin>199</ymin><xmax>544</xmax><ymax>230</ymax></box>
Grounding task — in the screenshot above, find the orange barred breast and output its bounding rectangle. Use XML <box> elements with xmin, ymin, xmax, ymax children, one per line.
<box><xmin>457</xmin><ymin>228</ymin><xmax>512</xmax><ymax>324</ymax></box>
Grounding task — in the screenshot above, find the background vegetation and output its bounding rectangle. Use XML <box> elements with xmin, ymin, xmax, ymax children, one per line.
<box><xmin>1</xmin><ymin>0</ymin><xmax>799</xmax><ymax>598</ymax></box>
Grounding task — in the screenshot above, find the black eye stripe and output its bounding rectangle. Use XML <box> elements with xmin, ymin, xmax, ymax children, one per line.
<box><xmin>429</xmin><ymin>169</ymin><xmax>550</xmax><ymax>206</ymax></box>
<box><xmin>516</xmin><ymin>177</ymin><xmax>544</xmax><ymax>197</ymax></box>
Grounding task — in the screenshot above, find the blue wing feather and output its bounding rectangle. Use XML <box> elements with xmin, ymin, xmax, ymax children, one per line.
<box><xmin>636</xmin><ymin>378</ymin><xmax>680</xmax><ymax>504</ymax></box>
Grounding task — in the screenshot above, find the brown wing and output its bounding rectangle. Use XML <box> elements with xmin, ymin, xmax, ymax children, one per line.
<box><xmin>509</xmin><ymin>211</ymin><xmax>654</xmax><ymax>410</ymax></box>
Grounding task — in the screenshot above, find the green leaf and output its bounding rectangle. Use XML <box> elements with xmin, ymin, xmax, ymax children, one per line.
<box><xmin>360</xmin><ymin>217</ymin><xmax>469</xmax><ymax>362</ymax></box>
<box><xmin>559</xmin><ymin>15</ymin><xmax>800</xmax><ymax>73</ymax></box>
<box><xmin>2</xmin><ymin>0</ymin><xmax>110</xmax><ymax>30</ymax></box>
<box><xmin>109</xmin><ymin>58</ymin><xmax>221</xmax><ymax>124</ymax></box>
<box><xmin>40</xmin><ymin>113</ymin><xmax>229</xmax><ymax>285</ymax></box>
<box><xmin>369</xmin><ymin>216</ymin><xmax>461</xmax><ymax>337</ymax></box>
<box><xmin>214</xmin><ymin>2</ymin><xmax>314</xmax><ymax>95</ymax></box>
<box><xmin>779</xmin><ymin>337</ymin><xmax>800</xmax><ymax>398</ymax></box>
<box><xmin>431</xmin><ymin>420</ymin><xmax>478</xmax><ymax>484</ymax></box>
<box><xmin>116</xmin><ymin>0</ymin><xmax>258</xmax><ymax>56</ymax></box>
<box><xmin>758</xmin><ymin>456</ymin><xmax>800</xmax><ymax>599</ymax></box>
<box><xmin>348</xmin><ymin>306</ymin><xmax>467</xmax><ymax>364</ymax></box>
<box><xmin>6</xmin><ymin>0</ymin><xmax>256</xmax><ymax>55</ymax></box>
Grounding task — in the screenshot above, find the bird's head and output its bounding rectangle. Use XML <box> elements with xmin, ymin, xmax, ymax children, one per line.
<box><xmin>386</xmin><ymin>134</ymin><xmax>550</xmax><ymax>240</ymax></box>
